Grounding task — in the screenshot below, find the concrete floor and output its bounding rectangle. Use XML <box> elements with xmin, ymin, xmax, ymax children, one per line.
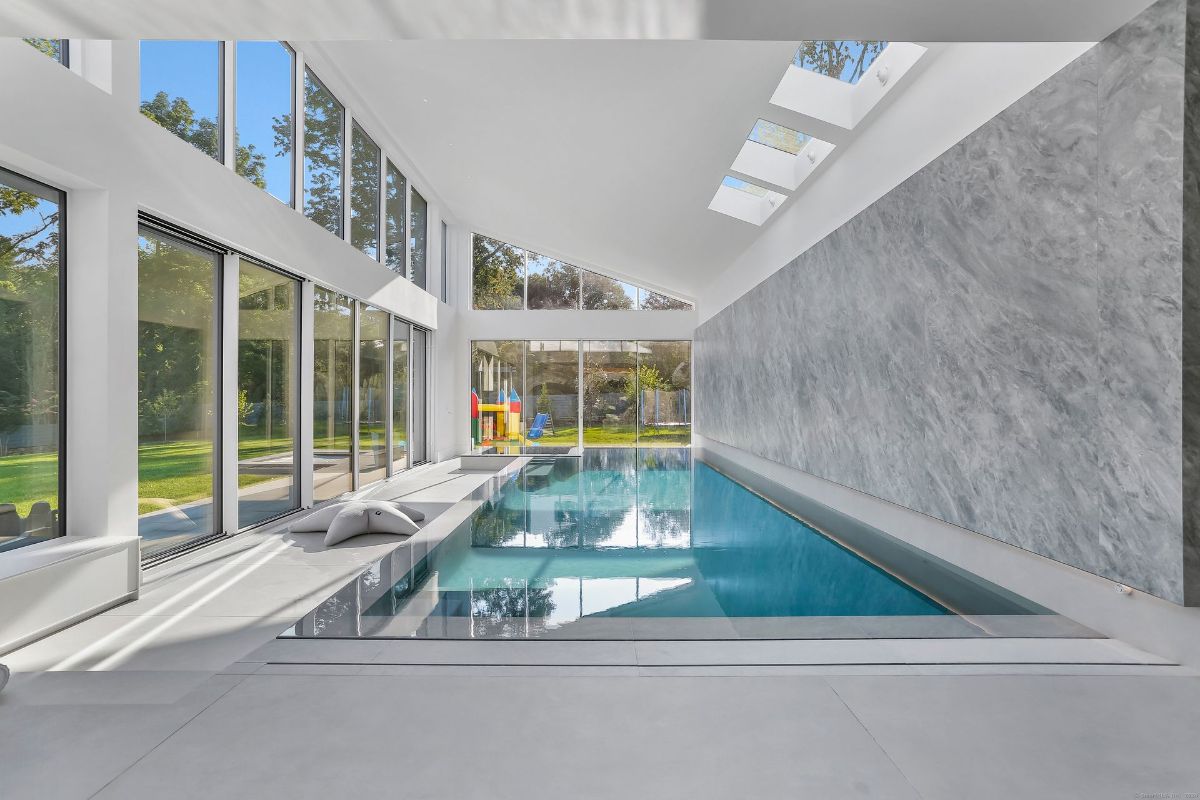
<box><xmin>2</xmin><ymin>460</ymin><xmax>1200</xmax><ymax>800</ymax></box>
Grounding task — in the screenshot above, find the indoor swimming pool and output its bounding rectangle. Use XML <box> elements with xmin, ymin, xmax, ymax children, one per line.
<box><xmin>285</xmin><ymin>449</ymin><xmax>1096</xmax><ymax>640</ymax></box>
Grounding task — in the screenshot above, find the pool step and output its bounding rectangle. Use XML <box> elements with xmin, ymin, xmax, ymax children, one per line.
<box><xmin>248</xmin><ymin>636</ymin><xmax>1175</xmax><ymax>669</ymax></box>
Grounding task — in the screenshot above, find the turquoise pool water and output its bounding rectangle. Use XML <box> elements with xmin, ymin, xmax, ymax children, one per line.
<box><xmin>288</xmin><ymin>449</ymin><xmax>1078</xmax><ymax>640</ymax></box>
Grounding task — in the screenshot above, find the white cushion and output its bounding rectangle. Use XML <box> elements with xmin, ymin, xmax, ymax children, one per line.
<box><xmin>290</xmin><ymin>501</ymin><xmax>425</xmax><ymax>532</ymax></box>
<box><xmin>323</xmin><ymin>502</ymin><xmax>419</xmax><ymax>547</ymax></box>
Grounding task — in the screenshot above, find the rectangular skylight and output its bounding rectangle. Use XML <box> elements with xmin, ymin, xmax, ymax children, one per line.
<box><xmin>793</xmin><ymin>41</ymin><xmax>888</xmax><ymax>85</ymax></box>
<box><xmin>710</xmin><ymin>176</ymin><xmax>787</xmax><ymax>226</ymax></box>
<box><xmin>747</xmin><ymin>119</ymin><xmax>811</xmax><ymax>155</ymax></box>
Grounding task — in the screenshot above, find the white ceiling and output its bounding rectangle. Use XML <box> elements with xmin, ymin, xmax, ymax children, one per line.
<box><xmin>311</xmin><ymin>39</ymin><xmax>820</xmax><ymax>296</ymax></box>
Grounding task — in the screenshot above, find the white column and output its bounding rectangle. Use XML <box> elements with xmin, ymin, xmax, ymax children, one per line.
<box><xmin>222</xmin><ymin>41</ymin><xmax>236</xmax><ymax>171</ymax></box>
<box><xmin>220</xmin><ymin>252</ymin><xmax>240</xmax><ymax>534</ymax></box>
<box><xmin>65</xmin><ymin>189</ymin><xmax>139</xmax><ymax>540</ymax></box>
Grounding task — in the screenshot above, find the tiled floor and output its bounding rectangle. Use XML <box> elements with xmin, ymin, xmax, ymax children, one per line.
<box><xmin>2</xmin><ymin>460</ymin><xmax>1200</xmax><ymax>799</ymax></box>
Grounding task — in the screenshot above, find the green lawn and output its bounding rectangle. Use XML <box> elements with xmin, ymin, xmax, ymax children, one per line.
<box><xmin>0</xmin><ymin>449</ymin><xmax>58</xmax><ymax>516</ymax></box>
<box><xmin>524</xmin><ymin>424</ymin><xmax>691</xmax><ymax>447</ymax></box>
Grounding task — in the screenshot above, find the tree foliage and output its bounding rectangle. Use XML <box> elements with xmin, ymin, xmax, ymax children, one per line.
<box><xmin>794</xmin><ymin>41</ymin><xmax>887</xmax><ymax>84</ymax></box>
<box><xmin>527</xmin><ymin>258</ymin><xmax>579</xmax><ymax>309</ymax></box>
<box><xmin>472</xmin><ymin>235</ymin><xmax>524</xmax><ymax>309</ymax></box>
<box><xmin>140</xmin><ymin>92</ymin><xmax>268</xmax><ymax>189</ymax></box>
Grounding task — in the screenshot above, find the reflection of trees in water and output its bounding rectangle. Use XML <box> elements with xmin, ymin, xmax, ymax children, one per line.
<box><xmin>469</xmin><ymin>585</ymin><xmax>556</xmax><ymax>636</ymax></box>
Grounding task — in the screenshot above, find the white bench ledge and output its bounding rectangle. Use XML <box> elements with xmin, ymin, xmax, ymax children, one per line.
<box><xmin>1</xmin><ymin>536</ymin><xmax>140</xmax><ymax>656</ymax></box>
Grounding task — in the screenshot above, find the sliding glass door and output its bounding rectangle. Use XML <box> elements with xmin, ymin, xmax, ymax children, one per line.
<box><xmin>137</xmin><ymin>226</ymin><xmax>221</xmax><ymax>557</ymax></box>
<box><xmin>391</xmin><ymin>318</ymin><xmax>410</xmax><ymax>473</ymax></box>
<box><xmin>237</xmin><ymin>259</ymin><xmax>300</xmax><ymax>528</ymax></box>
<box><xmin>313</xmin><ymin>287</ymin><xmax>354</xmax><ymax>502</ymax></box>
<box><xmin>410</xmin><ymin>327</ymin><xmax>428</xmax><ymax>465</ymax></box>
<box><xmin>357</xmin><ymin>305</ymin><xmax>389</xmax><ymax>486</ymax></box>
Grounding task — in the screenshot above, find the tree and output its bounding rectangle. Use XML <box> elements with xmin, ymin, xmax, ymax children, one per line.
<box><xmin>472</xmin><ymin>235</ymin><xmax>524</xmax><ymax>309</ymax></box>
<box><xmin>794</xmin><ymin>41</ymin><xmax>886</xmax><ymax>84</ymax></box>
<box><xmin>140</xmin><ymin>92</ymin><xmax>267</xmax><ymax>188</ymax></box>
<box><xmin>639</xmin><ymin>291</ymin><xmax>691</xmax><ymax>311</ymax></box>
<box><xmin>275</xmin><ymin>72</ymin><xmax>343</xmax><ymax>235</ymax></box>
<box><xmin>527</xmin><ymin>259</ymin><xmax>579</xmax><ymax>309</ymax></box>
<box><xmin>141</xmin><ymin>388</ymin><xmax>184</xmax><ymax>442</ymax></box>
<box><xmin>581</xmin><ymin>272</ymin><xmax>633</xmax><ymax>310</ymax></box>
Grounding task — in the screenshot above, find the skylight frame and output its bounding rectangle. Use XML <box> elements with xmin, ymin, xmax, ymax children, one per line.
<box><xmin>792</xmin><ymin>40</ymin><xmax>889</xmax><ymax>86</ymax></box>
<box><xmin>732</xmin><ymin>119</ymin><xmax>835</xmax><ymax>192</ymax></box>
<box><xmin>709</xmin><ymin>176</ymin><xmax>787</xmax><ymax>226</ymax></box>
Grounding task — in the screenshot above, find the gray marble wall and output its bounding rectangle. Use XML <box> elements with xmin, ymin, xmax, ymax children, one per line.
<box><xmin>696</xmin><ymin>0</ymin><xmax>1193</xmax><ymax>603</ymax></box>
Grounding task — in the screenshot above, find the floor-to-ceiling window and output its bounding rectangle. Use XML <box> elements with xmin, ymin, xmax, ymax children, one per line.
<box><xmin>235</xmin><ymin>41</ymin><xmax>295</xmax><ymax>205</ymax></box>
<box><xmin>139</xmin><ymin>41</ymin><xmax>223</xmax><ymax>161</ymax></box>
<box><xmin>636</xmin><ymin>341</ymin><xmax>691</xmax><ymax>446</ymax></box>
<box><xmin>350</xmin><ymin>122</ymin><xmax>381</xmax><ymax>260</ymax></box>
<box><xmin>470</xmin><ymin>340</ymin><xmax>524</xmax><ymax>448</ymax></box>
<box><xmin>583</xmin><ymin>341</ymin><xmax>637</xmax><ymax>445</ymax></box>
<box><xmin>526</xmin><ymin>341</ymin><xmax>579</xmax><ymax>445</ymax></box>
<box><xmin>391</xmin><ymin>318</ymin><xmax>410</xmax><ymax>473</ymax></box>
<box><xmin>357</xmin><ymin>305</ymin><xmax>388</xmax><ymax>486</ymax></box>
<box><xmin>236</xmin><ymin>259</ymin><xmax>299</xmax><ymax>528</ymax></box>
<box><xmin>302</xmin><ymin>69</ymin><xmax>344</xmax><ymax>237</ymax></box>
<box><xmin>409</xmin><ymin>189</ymin><xmax>428</xmax><ymax>289</ymax></box>
<box><xmin>0</xmin><ymin>168</ymin><xmax>64</xmax><ymax>553</ymax></box>
<box><xmin>137</xmin><ymin>226</ymin><xmax>221</xmax><ymax>557</ymax></box>
<box><xmin>313</xmin><ymin>287</ymin><xmax>353</xmax><ymax>502</ymax></box>
<box><xmin>410</xmin><ymin>328</ymin><xmax>429</xmax><ymax>464</ymax></box>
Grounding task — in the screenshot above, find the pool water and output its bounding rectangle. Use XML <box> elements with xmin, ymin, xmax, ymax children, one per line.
<box><xmin>288</xmin><ymin>449</ymin><xmax>1092</xmax><ymax>640</ymax></box>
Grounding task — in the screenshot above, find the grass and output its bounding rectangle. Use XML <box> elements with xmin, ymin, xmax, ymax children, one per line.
<box><xmin>496</xmin><ymin>424</ymin><xmax>692</xmax><ymax>447</ymax></box>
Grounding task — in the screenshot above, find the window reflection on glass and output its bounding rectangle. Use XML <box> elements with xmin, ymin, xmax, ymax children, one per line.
<box><xmin>357</xmin><ymin>306</ymin><xmax>388</xmax><ymax>487</ymax></box>
<box><xmin>793</xmin><ymin>41</ymin><xmax>887</xmax><ymax>85</ymax></box>
<box><xmin>582</xmin><ymin>341</ymin><xmax>637</xmax><ymax>445</ymax></box>
<box><xmin>581</xmin><ymin>271</ymin><xmax>636</xmax><ymax>310</ymax></box>
<box><xmin>384</xmin><ymin>162</ymin><xmax>406</xmax><ymax>274</ymax></box>
<box><xmin>0</xmin><ymin>169</ymin><xmax>63</xmax><ymax>553</ymax></box>
<box><xmin>527</xmin><ymin>253</ymin><xmax>580</xmax><ymax>310</ymax></box>
<box><xmin>140</xmin><ymin>41</ymin><xmax>222</xmax><ymax>161</ymax></box>
<box><xmin>313</xmin><ymin>287</ymin><xmax>354</xmax><ymax>502</ymax></box>
<box><xmin>351</xmin><ymin>122</ymin><xmax>381</xmax><ymax>260</ymax></box>
<box><xmin>472</xmin><ymin>235</ymin><xmax>524</xmax><ymax>310</ymax></box>
<box><xmin>235</xmin><ymin>41</ymin><xmax>294</xmax><ymax>205</ymax></box>
<box><xmin>303</xmin><ymin>69</ymin><xmax>344</xmax><ymax>237</ymax></box>
<box><xmin>391</xmin><ymin>319</ymin><xmax>410</xmax><ymax>472</ymax></box>
<box><xmin>237</xmin><ymin>260</ymin><xmax>299</xmax><ymax>528</ymax></box>
<box><xmin>137</xmin><ymin>227</ymin><xmax>219</xmax><ymax>556</ymax></box>
<box><xmin>409</xmin><ymin>189</ymin><xmax>428</xmax><ymax>289</ymax></box>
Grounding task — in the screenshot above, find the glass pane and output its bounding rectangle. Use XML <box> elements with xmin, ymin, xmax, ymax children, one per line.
<box><xmin>351</xmin><ymin>122</ymin><xmax>381</xmax><ymax>259</ymax></box>
<box><xmin>747</xmin><ymin>118</ymin><xmax>811</xmax><ymax>155</ymax></box>
<box><xmin>0</xmin><ymin>170</ymin><xmax>62</xmax><ymax>553</ymax></box>
<box><xmin>793</xmin><ymin>41</ymin><xmax>887</xmax><ymax>85</ymax></box>
<box><xmin>527</xmin><ymin>253</ymin><xmax>580</xmax><ymax>310</ymax></box>
<box><xmin>410</xmin><ymin>189</ymin><xmax>428</xmax><ymax>289</ymax></box>
<box><xmin>636</xmin><ymin>287</ymin><xmax>692</xmax><ymax>310</ymax></box>
<box><xmin>385</xmin><ymin>162</ymin><xmax>406</xmax><ymax>273</ymax></box>
<box><xmin>235</xmin><ymin>41</ymin><xmax>294</xmax><ymax>205</ymax></box>
<box><xmin>237</xmin><ymin>259</ymin><xmax>298</xmax><ymax>528</ymax></box>
<box><xmin>472</xmin><ymin>235</ymin><xmax>524</xmax><ymax>310</ymax></box>
<box><xmin>526</xmin><ymin>341</ymin><xmax>579</xmax><ymax>446</ymax></box>
<box><xmin>140</xmin><ymin>41</ymin><xmax>222</xmax><ymax>161</ymax></box>
<box><xmin>636</xmin><ymin>341</ymin><xmax>691</xmax><ymax>446</ymax></box>
<box><xmin>313</xmin><ymin>287</ymin><xmax>353</xmax><ymax>502</ymax></box>
<box><xmin>469</xmin><ymin>340</ymin><xmax>523</xmax><ymax>449</ymax></box>
<box><xmin>581</xmin><ymin>271</ymin><xmax>635</xmax><ymax>310</ymax></box>
<box><xmin>303</xmin><ymin>69</ymin><xmax>344</xmax><ymax>237</ymax></box>
<box><xmin>410</xmin><ymin>328</ymin><xmax>428</xmax><ymax>464</ymax></box>
<box><xmin>137</xmin><ymin>228</ymin><xmax>219</xmax><ymax>556</ymax></box>
<box><xmin>357</xmin><ymin>306</ymin><xmax>388</xmax><ymax>486</ymax></box>
<box><xmin>391</xmin><ymin>319</ymin><xmax>410</xmax><ymax>472</ymax></box>
<box><xmin>24</xmin><ymin>38</ymin><xmax>65</xmax><ymax>64</ymax></box>
<box><xmin>582</xmin><ymin>342</ymin><xmax>637</xmax><ymax>446</ymax></box>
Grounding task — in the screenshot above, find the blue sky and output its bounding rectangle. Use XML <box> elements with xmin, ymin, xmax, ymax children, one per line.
<box><xmin>0</xmin><ymin>175</ymin><xmax>59</xmax><ymax>255</ymax></box>
<box><xmin>140</xmin><ymin>40</ymin><xmax>293</xmax><ymax>204</ymax></box>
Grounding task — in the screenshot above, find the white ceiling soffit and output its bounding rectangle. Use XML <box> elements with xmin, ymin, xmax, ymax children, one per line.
<box><xmin>0</xmin><ymin>0</ymin><xmax>1158</xmax><ymax>41</ymax></box>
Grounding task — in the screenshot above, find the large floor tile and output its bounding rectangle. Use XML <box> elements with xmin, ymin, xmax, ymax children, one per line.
<box><xmin>828</xmin><ymin>675</ymin><xmax>1200</xmax><ymax>800</ymax></box>
<box><xmin>93</xmin><ymin>674</ymin><xmax>920</xmax><ymax>800</ymax></box>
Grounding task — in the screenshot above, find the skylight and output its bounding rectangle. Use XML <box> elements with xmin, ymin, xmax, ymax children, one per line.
<box><xmin>710</xmin><ymin>176</ymin><xmax>787</xmax><ymax>226</ymax></box>
<box><xmin>747</xmin><ymin>119</ymin><xmax>810</xmax><ymax>155</ymax></box>
<box><xmin>732</xmin><ymin>120</ymin><xmax>834</xmax><ymax>192</ymax></box>
<box><xmin>793</xmin><ymin>41</ymin><xmax>888</xmax><ymax>85</ymax></box>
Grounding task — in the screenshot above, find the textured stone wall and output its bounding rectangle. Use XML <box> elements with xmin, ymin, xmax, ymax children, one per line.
<box><xmin>696</xmin><ymin>0</ymin><xmax>1191</xmax><ymax>603</ymax></box>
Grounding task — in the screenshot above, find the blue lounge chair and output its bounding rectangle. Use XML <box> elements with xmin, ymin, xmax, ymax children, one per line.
<box><xmin>527</xmin><ymin>413</ymin><xmax>549</xmax><ymax>441</ymax></box>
